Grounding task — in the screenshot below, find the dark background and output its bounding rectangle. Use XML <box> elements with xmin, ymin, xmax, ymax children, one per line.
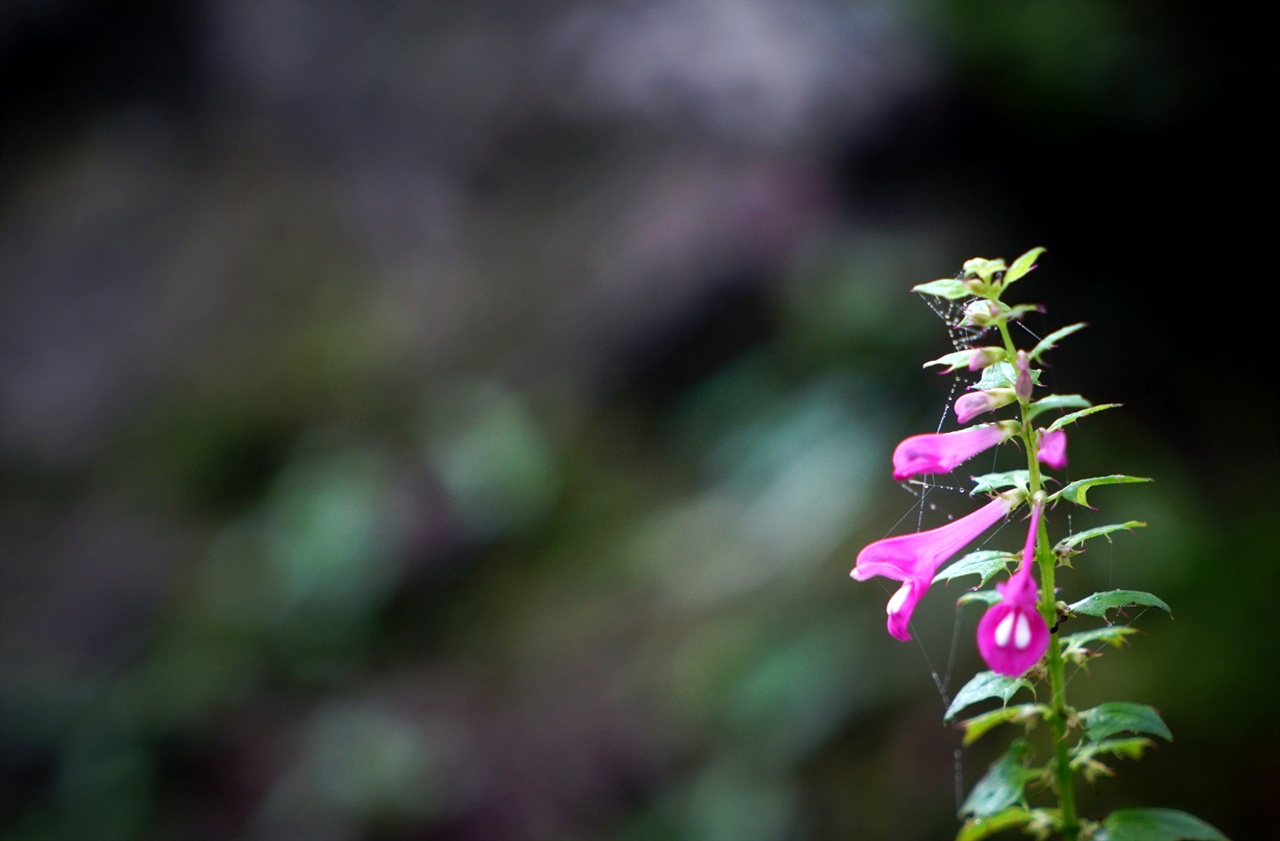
<box><xmin>2</xmin><ymin>2</ymin><xmax>1275</xmax><ymax>840</ymax></box>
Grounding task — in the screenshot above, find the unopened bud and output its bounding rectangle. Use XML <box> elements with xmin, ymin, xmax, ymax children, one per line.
<box><xmin>1015</xmin><ymin>350</ymin><xmax>1034</xmax><ymax>402</ymax></box>
<box><xmin>967</xmin><ymin>347</ymin><xmax>1006</xmax><ymax>371</ymax></box>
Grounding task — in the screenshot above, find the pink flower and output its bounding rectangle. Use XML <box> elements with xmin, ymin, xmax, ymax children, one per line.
<box><xmin>892</xmin><ymin>422</ymin><xmax>1017</xmax><ymax>481</ymax></box>
<box><xmin>977</xmin><ymin>499</ymin><xmax>1050</xmax><ymax>676</ymax></box>
<box><xmin>967</xmin><ymin>347</ymin><xmax>1005</xmax><ymax>371</ymax></box>
<box><xmin>1037</xmin><ymin>429</ymin><xmax>1068</xmax><ymax>470</ymax></box>
<box><xmin>955</xmin><ymin>388</ymin><xmax>1016</xmax><ymax>424</ymax></box>
<box><xmin>852</xmin><ymin>495</ymin><xmax>1016</xmax><ymax>641</ymax></box>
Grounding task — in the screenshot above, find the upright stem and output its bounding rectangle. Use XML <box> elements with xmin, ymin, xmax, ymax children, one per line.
<box><xmin>996</xmin><ymin>320</ymin><xmax>1079</xmax><ymax>841</ymax></box>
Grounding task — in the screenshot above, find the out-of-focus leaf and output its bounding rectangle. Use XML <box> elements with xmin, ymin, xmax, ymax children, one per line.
<box><xmin>1095</xmin><ymin>809</ymin><xmax>1228</xmax><ymax>841</ymax></box>
<box><xmin>960</xmin><ymin>741</ymin><xmax>1039</xmax><ymax>818</ymax></box>
<box><xmin>913</xmin><ymin>278</ymin><xmax>971</xmax><ymax>299</ymax></box>
<box><xmin>1028</xmin><ymin>321</ymin><xmax>1085</xmax><ymax>360</ymax></box>
<box><xmin>1001</xmin><ymin>247</ymin><xmax>1046</xmax><ymax>288</ymax></box>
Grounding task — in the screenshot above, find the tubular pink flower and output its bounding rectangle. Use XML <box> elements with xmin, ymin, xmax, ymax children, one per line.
<box><xmin>1037</xmin><ymin>429</ymin><xmax>1068</xmax><ymax>470</ymax></box>
<box><xmin>852</xmin><ymin>495</ymin><xmax>1016</xmax><ymax>641</ymax></box>
<box><xmin>892</xmin><ymin>422</ymin><xmax>1017</xmax><ymax>481</ymax></box>
<box><xmin>967</xmin><ymin>347</ymin><xmax>1005</xmax><ymax>371</ymax></box>
<box><xmin>955</xmin><ymin>388</ymin><xmax>1016</xmax><ymax>424</ymax></box>
<box><xmin>977</xmin><ymin>500</ymin><xmax>1050</xmax><ymax>676</ymax></box>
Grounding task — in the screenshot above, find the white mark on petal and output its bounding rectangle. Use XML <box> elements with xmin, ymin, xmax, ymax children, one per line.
<box><xmin>1014</xmin><ymin>613</ymin><xmax>1032</xmax><ymax>650</ymax></box>
<box><xmin>995</xmin><ymin>612</ymin><xmax>1014</xmax><ymax>647</ymax></box>
<box><xmin>887</xmin><ymin>583</ymin><xmax>911</xmax><ymax>616</ymax></box>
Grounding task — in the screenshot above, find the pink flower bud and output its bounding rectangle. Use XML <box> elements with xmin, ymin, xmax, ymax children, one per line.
<box><xmin>852</xmin><ymin>496</ymin><xmax>1016</xmax><ymax>641</ymax></box>
<box><xmin>977</xmin><ymin>500</ymin><xmax>1049</xmax><ymax>676</ymax></box>
<box><xmin>892</xmin><ymin>423</ymin><xmax>1017</xmax><ymax>481</ymax></box>
<box><xmin>1014</xmin><ymin>350</ymin><xmax>1034</xmax><ymax>402</ymax></box>
<box><xmin>967</xmin><ymin>347</ymin><xmax>1005</xmax><ymax>371</ymax></box>
<box><xmin>1037</xmin><ymin>429</ymin><xmax>1068</xmax><ymax>470</ymax></box>
<box><xmin>955</xmin><ymin>388</ymin><xmax>1016</xmax><ymax>424</ymax></box>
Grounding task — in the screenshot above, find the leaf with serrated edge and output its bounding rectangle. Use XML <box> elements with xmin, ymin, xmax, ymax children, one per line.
<box><xmin>1046</xmin><ymin>403</ymin><xmax>1122</xmax><ymax>432</ymax></box>
<box><xmin>960</xmin><ymin>741</ymin><xmax>1038</xmax><ymax>818</ymax></box>
<box><xmin>1068</xmin><ymin>589</ymin><xmax>1171</xmax><ymax>619</ymax></box>
<box><xmin>1026</xmin><ymin>394</ymin><xmax>1092</xmax><ymax>423</ymax></box>
<box><xmin>969</xmin><ymin>470</ymin><xmax>1030</xmax><ymax>495</ymax></box>
<box><xmin>1071</xmin><ymin>737</ymin><xmax>1154</xmax><ymax>769</ymax></box>
<box><xmin>1055</xmin><ymin>521</ymin><xmax>1146</xmax><ymax>553</ymax></box>
<box><xmin>1049</xmin><ymin>475</ymin><xmax>1152</xmax><ymax>508</ymax></box>
<box><xmin>935</xmin><ymin>550</ymin><xmax>1017</xmax><ymax>586</ymax></box>
<box><xmin>978</xmin><ymin>361</ymin><xmax>1017</xmax><ymax>390</ymax></box>
<box><xmin>1029</xmin><ymin>322</ymin><xmax>1086</xmax><ymax>361</ymax></box>
<box><xmin>1080</xmin><ymin>702</ymin><xmax>1172</xmax><ymax>742</ymax></box>
<box><xmin>1095</xmin><ymin>809</ymin><xmax>1228</xmax><ymax>841</ymax></box>
<box><xmin>1001</xmin><ymin>247</ymin><xmax>1045</xmax><ymax>287</ymax></box>
<box><xmin>945</xmin><ymin>671</ymin><xmax>1035</xmax><ymax>722</ymax></box>
<box><xmin>913</xmin><ymin>278</ymin><xmax>971</xmax><ymax>299</ymax></box>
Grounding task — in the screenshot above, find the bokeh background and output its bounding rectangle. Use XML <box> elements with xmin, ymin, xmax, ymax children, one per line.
<box><xmin>2</xmin><ymin>2</ymin><xmax>1275</xmax><ymax>840</ymax></box>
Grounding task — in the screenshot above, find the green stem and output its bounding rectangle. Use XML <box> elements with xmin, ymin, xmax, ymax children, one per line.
<box><xmin>996</xmin><ymin>318</ymin><xmax>1079</xmax><ymax>841</ymax></box>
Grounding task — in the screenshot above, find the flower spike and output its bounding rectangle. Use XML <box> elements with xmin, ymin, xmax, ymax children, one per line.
<box><xmin>892</xmin><ymin>422</ymin><xmax>1018</xmax><ymax>481</ymax></box>
<box><xmin>977</xmin><ymin>498</ymin><xmax>1050</xmax><ymax>676</ymax></box>
<box><xmin>853</xmin><ymin>495</ymin><xmax>1017</xmax><ymax>641</ymax></box>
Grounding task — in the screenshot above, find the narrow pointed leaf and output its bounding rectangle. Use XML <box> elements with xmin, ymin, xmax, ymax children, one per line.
<box><xmin>1046</xmin><ymin>403</ymin><xmax>1123</xmax><ymax>432</ymax></box>
<box><xmin>1001</xmin><ymin>247</ymin><xmax>1045</xmax><ymax>287</ymax></box>
<box><xmin>1068</xmin><ymin>589</ymin><xmax>1171</xmax><ymax>619</ymax></box>
<box><xmin>1095</xmin><ymin>809</ymin><xmax>1228</xmax><ymax>841</ymax></box>
<box><xmin>913</xmin><ymin>278</ymin><xmax>971</xmax><ymax>299</ymax></box>
<box><xmin>1025</xmin><ymin>394</ymin><xmax>1092</xmax><ymax>423</ymax></box>
<box><xmin>1060</xmin><ymin>625</ymin><xmax>1141</xmax><ymax>652</ymax></box>
<box><xmin>934</xmin><ymin>550</ymin><xmax>1017</xmax><ymax>586</ymax></box>
<box><xmin>923</xmin><ymin>350</ymin><xmax>975</xmax><ymax>372</ymax></box>
<box><xmin>1055</xmin><ymin>521</ymin><xmax>1147</xmax><ymax>554</ymax></box>
<box><xmin>958</xmin><ymin>590</ymin><xmax>1002</xmax><ymax>607</ymax></box>
<box><xmin>945</xmin><ymin>671</ymin><xmax>1035</xmax><ymax>722</ymax></box>
<box><xmin>1049</xmin><ymin>475</ymin><xmax>1152</xmax><ymax>508</ymax></box>
<box><xmin>1080</xmin><ymin>702</ymin><xmax>1173</xmax><ymax>742</ymax></box>
<box><xmin>1028</xmin><ymin>322</ymin><xmax>1087</xmax><ymax>361</ymax></box>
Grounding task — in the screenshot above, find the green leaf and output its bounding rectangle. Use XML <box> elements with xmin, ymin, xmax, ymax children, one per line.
<box><xmin>935</xmin><ymin>550</ymin><xmax>1017</xmax><ymax>586</ymax></box>
<box><xmin>913</xmin><ymin>278</ymin><xmax>972</xmax><ymax>299</ymax></box>
<box><xmin>1095</xmin><ymin>809</ymin><xmax>1228</xmax><ymax>841</ymax></box>
<box><xmin>1046</xmin><ymin>402</ymin><xmax>1122</xmax><ymax>432</ymax></box>
<box><xmin>956</xmin><ymin>807</ymin><xmax>1036</xmax><ymax>841</ymax></box>
<box><xmin>960</xmin><ymin>741</ymin><xmax>1039</xmax><ymax>818</ymax></box>
<box><xmin>959</xmin><ymin>703</ymin><xmax>1047</xmax><ymax>745</ymax></box>
<box><xmin>1049</xmin><ymin>475</ymin><xmax>1152</xmax><ymax>508</ymax></box>
<box><xmin>1025</xmin><ymin>394</ymin><xmax>1092</xmax><ymax>423</ymax></box>
<box><xmin>945</xmin><ymin>671</ymin><xmax>1035</xmax><ymax>722</ymax></box>
<box><xmin>1079</xmin><ymin>702</ymin><xmax>1173</xmax><ymax>742</ymax></box>
<box><xmin>1028</xmin><ymin>322</ymin><xmax>1086</xmax><ymax>361</ymax></box>
<box><xmin>977</xmin><ymin>361</ymin><xmax>1017</xmax><ymax>390</ymax></box>
<box><xmin>1070</xmin><ymin>737</ymin><xmax>1155</xmax><ymax>782</ymax></box>
<box><xmin>923</xmin><ymin>350</ymin><xmax>976</xmax><ymax>372</ymax></box>
<box><xmin>969</xmin><ymin>470</ymin><xmax>1030</xmax><ymax>495</ymax></box>
<box><xmin>1001</xmin><ymin>246</ymin><xmax>1046</xmax><ymax>288</ymax></box>
<box><xmin>1055</xmin><ymin>521</ymin><xmax>1146</xmax><ymax>554</ymax></box>
<box><xmin>958</xmin><ymin>590</ymin><xmax>1002</xmax><ymax>607</ymax></box>
<box><xmin>1059</xmin><ymin>622</ymin><xmax>1141</xmax><ymax>660</ymax></box>
<box><xmin>1068</xmin><ymin>589</ymin><xmax>1171</xmax><ymax>619</ymax></box>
